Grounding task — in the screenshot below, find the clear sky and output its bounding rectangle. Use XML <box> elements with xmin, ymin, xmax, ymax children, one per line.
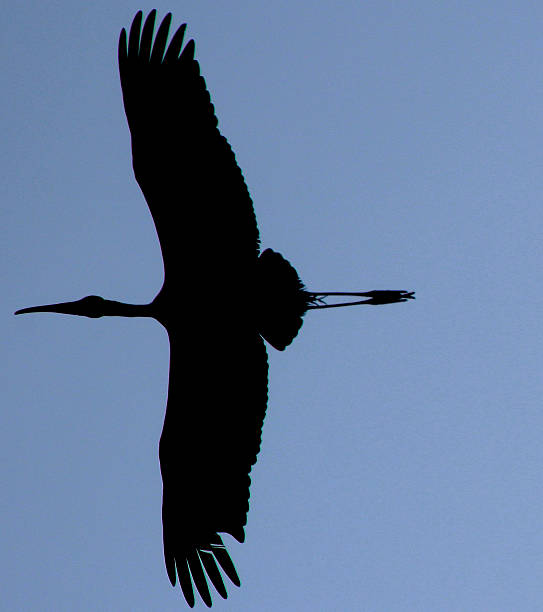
<box><xmin>3</xmin><ymin>1</ymin><xmax>543</xmax><ymax>610</ymax></box>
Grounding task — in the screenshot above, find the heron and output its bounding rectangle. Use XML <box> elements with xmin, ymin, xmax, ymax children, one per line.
<box><xmin>15</xmin><ymin>10</ymin><xmax>414</xmax><ymax>608</ymax></box>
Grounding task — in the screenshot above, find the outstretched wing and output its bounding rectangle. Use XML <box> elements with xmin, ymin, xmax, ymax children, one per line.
<box><xmin>119</xmin><ymin>11</ymin><xmax>268</xmax><ymax>607</ymax></box>
<box><xmin>160</xmin><ymin>328</ymin><xmax>269</xmax><ymax>606</ymax></box>
<box><xmin>118</xmin><ymin>10</ymin><xmax>260</xmax><ymax>287</ymax></box>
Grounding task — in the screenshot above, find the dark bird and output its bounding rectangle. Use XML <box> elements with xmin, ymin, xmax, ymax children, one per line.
<box><xmin>16</xmin><ymin>10</ymin><xmax>414</xmax><ymax>608</ymax></box>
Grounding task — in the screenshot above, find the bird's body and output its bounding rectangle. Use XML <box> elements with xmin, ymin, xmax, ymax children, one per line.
<box><xmin>16</xmin><ymin>10</ymin><xmax>414</xmax><ymax>608</ymax></box>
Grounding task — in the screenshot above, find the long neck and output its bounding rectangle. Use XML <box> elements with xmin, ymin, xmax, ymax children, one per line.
<box><xmin>101</xmin><ymin>300</ymin><xmax>155</xmax><ymax>317</ymax></box>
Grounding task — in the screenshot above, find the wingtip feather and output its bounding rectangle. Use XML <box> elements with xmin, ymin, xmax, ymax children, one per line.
<box><xmin>187</xmin><ymin>550</ymin><xmax>212</xmax><ymax>607</ymax></box>
<box><xmin>211</xmin><ymin>545</ymin><xmax>241</xmax><ymax>587</ymax></box>
<box><xmin>118</xmin><ymin>28</ymin><xmax>127</xmax><ymax>64</ymax></box>
<box><xmin>139</xmin><ymin>10</ymin><xmax>157</xmax><ymax>59</ymax></box>
<box><xmin>177</xmin><ymin>557</ymin><xmax>196</xmax><ymax>607</ymax></box>
<box><xmin>128</xmin><ymin>11</ymin><xmax>143</xmax><ymax>58</ymax></box>
<box><xmin>180</xmin><ymin>38</ymin><xmax>196</xmax><ymax>62</ymax></box>
<box><xmin>150</xmin><ymin>12</ymin><xmax>173</xmax><ymax>64</ymax></box>
<box><xmin>163</xmin><ymin>22</ymin><xmax>187</xmax><ymax>62</ymax></box>
<box><xmin>199</xmin><ymin>550</ymin><xmax>228</xmax><ymax>600</ymax></box>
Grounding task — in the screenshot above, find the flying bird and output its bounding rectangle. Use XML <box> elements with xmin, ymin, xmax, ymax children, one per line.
<box><xmin>16</xmin><ymin>10</ymin><xmax>414</xmax><ymax>608</ymax></box>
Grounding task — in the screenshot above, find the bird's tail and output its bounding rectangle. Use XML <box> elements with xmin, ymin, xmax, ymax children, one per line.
<box><xmin>255</xmin><ymin>248</ymin><xmax>311</xmax><ymax>350</ymax></box>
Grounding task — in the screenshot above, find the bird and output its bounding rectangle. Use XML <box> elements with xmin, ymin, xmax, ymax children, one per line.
<box><xmin>15</xmin><ymin>10</ymin><xmax>414</xmax><ymax>608</ymax></box>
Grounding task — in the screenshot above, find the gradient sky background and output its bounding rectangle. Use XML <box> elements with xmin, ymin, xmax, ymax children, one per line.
<box><xmin>3</xmin><ymin>2</ymin><xmax>543</xmax><ymax>610</ymax></box>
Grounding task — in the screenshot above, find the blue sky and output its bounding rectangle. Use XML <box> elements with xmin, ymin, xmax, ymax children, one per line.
<box><xmin>3</xmin><ymin>1</ymin><xmax>543</xmax><ymax>610</ymax></box>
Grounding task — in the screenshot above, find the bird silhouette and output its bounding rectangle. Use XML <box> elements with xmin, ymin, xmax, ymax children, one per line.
<box><xmin>15</xmin><ymin>10</ymin><xmax>414</xmax><ymax>608</ymax></box>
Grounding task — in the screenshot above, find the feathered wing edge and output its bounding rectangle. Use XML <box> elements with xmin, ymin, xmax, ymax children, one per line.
<box><xmin>162</xmin><ymin>507</ymin><xmax>241</xmax><ymax>608</ymax></box>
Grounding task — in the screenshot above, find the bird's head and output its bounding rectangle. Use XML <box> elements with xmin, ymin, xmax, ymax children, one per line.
<box><xmin>15</xmin><ymin>295</ymin><xmax>107</xmax><ymax>318</ymax></box>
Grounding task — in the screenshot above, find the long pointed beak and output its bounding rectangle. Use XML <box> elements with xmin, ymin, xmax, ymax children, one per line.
<box><xmin>15</xmin><ymin>300</ymin><xmax>83</xmax><ymax>316</ymax></box>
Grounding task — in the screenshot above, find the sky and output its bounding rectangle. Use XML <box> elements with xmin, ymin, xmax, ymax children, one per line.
<box><xmin>3</xmin><ymin>1</ymin><xmax>543</xmax><ymax>610</ymax></box>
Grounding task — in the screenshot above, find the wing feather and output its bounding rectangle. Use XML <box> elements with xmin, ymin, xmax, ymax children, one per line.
<box><xmin>187</xmin><ymin>550</ymin><xmax>212</xmax><ymax>607</ymax></box>
<box><xmin>209</xmin><ymin>534</ymin><xmax>241</xmax><ymax>587</ymax></box>
<box><xmin>199</xmin><ymin>550</ymin><xmax>227</xmax><ymax>600</ymax></box>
